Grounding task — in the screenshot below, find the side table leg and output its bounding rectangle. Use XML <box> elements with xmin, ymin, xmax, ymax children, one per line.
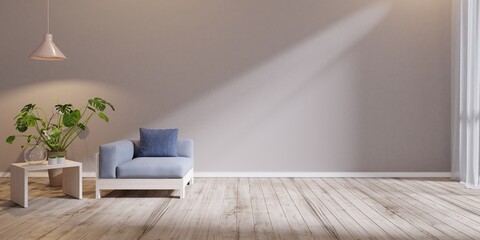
<box><xmin>10</xmin><ymin>166</ymin><xmax>28</xmax><ymax>207</ymax></box>
<box><xmin>63</xmin><ymin>166</ymin><xmax>82</xmax><ymax>199</ymax></box>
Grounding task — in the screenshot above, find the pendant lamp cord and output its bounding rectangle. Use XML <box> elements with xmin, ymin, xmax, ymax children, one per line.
<box><xmin>47</xmin><ymin>0</ymin><xmax>50</xmax><ymax>33</ymax></box>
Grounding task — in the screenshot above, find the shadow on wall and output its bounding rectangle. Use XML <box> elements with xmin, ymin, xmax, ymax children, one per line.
<box><xmin>0</xmin><ymin>0</ymin><xmax>451</xmax><ymax>172</ymax></box>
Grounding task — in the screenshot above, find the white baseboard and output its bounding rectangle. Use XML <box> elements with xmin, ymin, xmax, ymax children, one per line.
<box><xmin>82</xmin><ymin>172</ymin><xmax>97</xmax><ymax>178</ymax></box>
<box><xmin>0</xmin><ymin>171</ymin><xmax>450</xmax><ymax>178</ymax></box>
<box><xmin>193</xmin><ymin>172</ymin><xmax>451</xmax><ymax>178</ymax></box>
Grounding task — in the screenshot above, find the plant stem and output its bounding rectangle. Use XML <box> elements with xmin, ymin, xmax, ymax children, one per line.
<box><xmin>34</xmin><ymin>120</ymin><xmax>54</xmax><ymax>150</ymax></box>
<box><xmin>63</xmin><ymin>111</ymin><xmax>95</xmax><ymax>149</ymax></box>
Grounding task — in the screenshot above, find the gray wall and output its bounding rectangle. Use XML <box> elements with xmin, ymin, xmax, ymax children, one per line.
<box><xmin>0</xmin><ymin>0</ymin><xmax>451</xmax><ymax>173</ymax></box>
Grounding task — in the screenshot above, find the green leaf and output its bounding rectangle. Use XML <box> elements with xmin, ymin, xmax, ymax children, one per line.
<box><xmin>55</xmin><ymin>104</ymin><xmax>73</xmax><ymax>114</ymax></box>
<box><xmin>62</xmin><ymin>114</ymin><xmax>75</xmax><ymax>127</ymax></box>
<box><xmin>27</xmin><ymin>135</ymin><xmax>34</xmax><ymax>143</ymax></box>
<box><xmin>14</xmin><ymin>113</ymin><xmax>35</xmax><ymax>132</ymax></box>
<box><xmin>62</xmin><ymin>110</ymin><xmax>81</xmax><ymax>127</ymax></box>
<box><xmin>6</xmin><ymin>135</ymin><xmax>15</xmax><ymax>144</ymax></box>
<box><xmin>88</xmin><ymin>97</ymin><xmax>114</xmax><ymax>112</ymax></box>
<box><xmin>73</xmin><ymin>110</ymin><xmax>81</xmax><ymax>121</ymax></box>
<box><xmin>104</xmin><ymin>101</ymin><xmax>115</xmax><ymax>111</ymax></box>
<box><xmin>97</xmin><ymin>103</ymin><xmax>106</xmax><ymax>111</ymax></box>
<box><xmin>93</xmin><ymin>98</ymin><xmax>106</xmax><ymax>111</ymax></box>
<box><xmin>15</xmin><ymin>122</ymin><xmax>28</xmax><ymax>132</ymax></box>
<box><xmin>50</xmin><ymin>128</ymin><xmax>62</xmax><ymax>138</ymax></box>
<box><xmin>23</xmin><ymin>115</ymin><xmax>38</xmax><ymax>127</ymax></box>
<box><xmin>20</xmin><ymin>104</ymin><xmax>35</xmax><ymax>113</ymax></box>
<box><xmin>98</xmin><ymin>112</ymin><xmax>109</xmax><ymax>122</ymax></box>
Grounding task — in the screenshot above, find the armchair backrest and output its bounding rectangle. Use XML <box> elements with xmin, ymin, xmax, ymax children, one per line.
<box><xmin>132</xmin><ymin>139</ymin><xmax>194</xmax><ymax>158</ymax></box>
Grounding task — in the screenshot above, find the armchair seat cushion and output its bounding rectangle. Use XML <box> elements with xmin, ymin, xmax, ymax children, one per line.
<box><xmin>116</xmin><ymin>157</ymin><xmax>193</xmax><ymax>179</ymax></box>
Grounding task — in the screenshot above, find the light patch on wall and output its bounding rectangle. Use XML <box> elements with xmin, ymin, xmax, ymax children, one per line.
<box><xmin>137</xmin><ymin>2</ymin><xmax>392</xmax><ymax>170</ymax></box>
<box><xmin>0</xmin><ymin>79</ymin><xmax>127</xmax><ymax>105</ymax></box>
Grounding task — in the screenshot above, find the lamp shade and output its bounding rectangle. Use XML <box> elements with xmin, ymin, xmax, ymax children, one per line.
<box><xmin>29</xmin><ymin>33</ymin><xmax>67</xmax><ymax>60</ymax></box>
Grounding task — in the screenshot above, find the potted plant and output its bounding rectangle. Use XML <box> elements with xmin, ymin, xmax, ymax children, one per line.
<box><xmin>6</xmin><ymin>97</ymin><xmax>114</xmax><ymax>186</ymax></box>
<box><xmin>48</xmin><ymin>155</ymin><xmax>57</xmax><ymax>165</ymax></box>
<box><xmin>57</xmin><ymin>154</ymin><xmax>65</xmax><ymax>164</ymax></box>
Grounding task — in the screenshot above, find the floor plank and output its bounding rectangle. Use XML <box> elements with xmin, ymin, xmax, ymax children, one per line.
<box><xmin>300</xmin><ymin>178</ymin><xmax>375</xmax><ymax>239</ymax></box>
<box><xmin>249</xmin><ymin>178</ymin><xmax>275</xmax><ymax>240</ymax></box>
<box><xmin>326</xmin><ymin>178</ymin><xmax>411</xmax><ymax>239</ymax></box>
<box><xmin>339</xmin><ymin>178</ymin><xmax>434</xmax><ymax>240</ymax></box>
<box><xmin>366</xmin><ymin>178</ymin><xmax>469</xmax><ymax>239</ymax></box>
<box><xmin>281</xmin><ymin>178</ymin><xmax>345</xmax><ymax>240</ymax></box>
<box><xmin>1</xmin><ymin>177</ymin><xmax>480</xmax><ymax>240</ymax></box>
<box><xmin>313</xmin><ymin>178</ymin><xmax>391</xmax><ymax>239</ymax></box>
<box><xmin>270</xmin><ymin>178</ymin><xmax>312</xmax><ymax>239</ymax></box>
<box><xmin>259</xmin><ymin>178</ymin><xmax>296</xmax><ymax>240</ymax></box>
<box><xmin>380</xmin><ymin>178</ymin><xmax>480</xmax><ymax>238</ymax></box>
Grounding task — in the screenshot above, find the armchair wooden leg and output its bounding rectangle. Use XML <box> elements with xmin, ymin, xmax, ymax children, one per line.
<box><xmin>188</xmin><ymin>177</ymin><xmax>194</xmax><ymax>185</ymax></box>
<box><xmin>95</xmin><ymin>188</ymin><xmax>101</xmax><ymax>199</ymax></box>
<box><xmin>179</xmin><ymin>186</ymin><xmax>185</xmax><ymax>199</ymax></box>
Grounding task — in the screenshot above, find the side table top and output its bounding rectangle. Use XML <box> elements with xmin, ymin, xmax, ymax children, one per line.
<box><xmin>11</xmin><ymin>160</ymin><xmax>82</xmax><ymax>171</ymax></box>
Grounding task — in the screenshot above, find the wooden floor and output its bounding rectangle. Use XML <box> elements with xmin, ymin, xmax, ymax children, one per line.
<box><xmin>0</xmin><ymin>177</ymin><xmax>479</xmax><ymax>240</ymax></box>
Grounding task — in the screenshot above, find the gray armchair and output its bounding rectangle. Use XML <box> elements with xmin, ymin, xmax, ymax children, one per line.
<box><xmin>96</xmin><ymin>139</ymin><xmax>194</xmax><ymax>199</ymax></box>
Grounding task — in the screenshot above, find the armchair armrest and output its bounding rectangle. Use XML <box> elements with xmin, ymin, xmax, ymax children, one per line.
<box><xmin>177</xmin><ymin>140</ymin><xmax>194</xmax><ymax>158</ymax></box>
<box><xmin>98</xmin><ymin>140</ymin><xmax>134</xmax><ymax>178</ymax></box>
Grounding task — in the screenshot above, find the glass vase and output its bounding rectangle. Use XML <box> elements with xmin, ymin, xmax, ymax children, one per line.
<box><xmin>24</xmin><ymin>145</ymin><xmax>47</xmax><ymax>165</ymax></box>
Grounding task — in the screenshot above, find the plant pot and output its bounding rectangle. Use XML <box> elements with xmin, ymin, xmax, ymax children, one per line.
<box><xmin>47</xmin><ymin>151</ymin><xmax>66</xmax><ymax>187</ymax></box>
<box><xmin>48</xmin><ymin>157</ymin><xmax>57</xmax><ymax>165</ymax></box>
<box><xmin>57</xmin><ymin>156</ymin><xmax>65</xmax><ymax>164</ymax></box>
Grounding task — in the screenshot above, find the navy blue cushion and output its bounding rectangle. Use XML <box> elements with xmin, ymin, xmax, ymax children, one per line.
<box><xmin>138</xmin><ymin>128</ymin><xmax>178</xmax><ymax>157</ymax></box>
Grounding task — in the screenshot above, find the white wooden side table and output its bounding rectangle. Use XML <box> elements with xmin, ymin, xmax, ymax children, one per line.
<box><xmin>10</xmin><ymin>160</ymin><xmax>82</xmax><ymax>208</ymax></box>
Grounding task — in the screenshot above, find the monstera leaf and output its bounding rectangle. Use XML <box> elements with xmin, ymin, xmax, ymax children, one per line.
<box><xmin>88</xmin><ymin>97</ymin><xmax>115</xmax><ymax>112</ymax></box>
<box><xmin>55</xmin><ymin>104</ymin><xmax>74</xmax><ymax>114</ymax></box>
<box><xmin>62</xmin><ymin>110</ymin><xmax>81</xmax><ymax>127</ymax></box>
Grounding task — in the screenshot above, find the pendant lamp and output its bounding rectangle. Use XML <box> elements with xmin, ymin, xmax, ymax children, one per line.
<box><xmin>29</xmin><ymin>0</ymin><xmax>67</xmax><ymax>60</ymax></box>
